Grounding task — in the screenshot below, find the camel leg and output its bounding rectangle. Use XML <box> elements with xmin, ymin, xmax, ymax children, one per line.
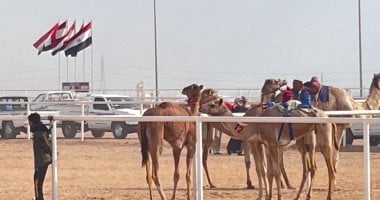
<box><xmin>145</xmin><ymin>155</ymin><xmax>154</xmax><ymax>200</ymax></box>
<box><xmin>244</xmin><ymin>141</ymin><xmax>255</xmax><ymax>189</ymax></box>
<box><xmin>294</xmin><ymin>140</ymin><xmax>312</xmax><ymax>200</ymax></box>
<box><xmin>305</xmin><ymin>144</ymin><xmax>317</xmax><ymax>200</ymax></box>
<box><xmin>295</xmin><ymin>137</ymin><xmax>317</xmax><ymax>200</ymax></box>
<box><xmin>202</xmin><ymin>124</ymin><xmax>216</xmax><ymax>188</ymax></box>
<box><xmin>316</xmin><ymin>124</ymin><xmax>336</xmax><ymax>200</ymax></box>
<box><xmin>320</xmin><ymin>145</ymin><xmax>335</xmax><ymax>200</ymax></box>
<box><xmin>278</xmin><ymin>147</ymin><xmax>295</xmax><ymax>190</ymax></box>
<box><xmin>266</xmin><ymin>145</ymin><xmax>282</xmax><ymax>200</ymax></box>
<box><xmin>252</xmin><ymin>142</ymin><xmax>268</xmax><ymax>200</ymax></box>
<box><xmin>151</xmin><ymin>147</ymin><xmax>167</xmax><ymax>200</ymax></box>
<box><xmin>170</xmin><ymin>148</ymin><xmax>182</xmax><ymax>200</ymax></box>
<box><xmin>185</xmin><ymin>142</ymin><xmax>196</xmax><ymax>200</ymax></box>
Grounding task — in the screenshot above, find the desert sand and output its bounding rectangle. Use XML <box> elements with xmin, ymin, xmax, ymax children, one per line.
<box><xmin>0</xmin><ymin>131</ymin><xmax>379</xmax><ymax>200</ymax></box>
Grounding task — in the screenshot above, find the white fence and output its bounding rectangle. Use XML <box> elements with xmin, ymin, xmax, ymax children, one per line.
<box><xmin>2</xmin><ymin>112</ymin><xmax>379</xmax><ymax>200</ymax></box>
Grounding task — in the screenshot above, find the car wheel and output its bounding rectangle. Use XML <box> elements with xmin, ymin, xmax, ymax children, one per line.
<box><xmin>1</xmin><ymin>121</ymin><xmax>17</xmax><ymax>139</ymax></box>
<box><xmin>112</xmin><ymin>122</ymin><xmax>127</xmax><ymax>139</ymax></box>
<box><xmin>344</xmin><ymin>128</ymin><xmax>354</xmax><ymax>145</ymax></box>
<box><xmin>62</xmin><ymin>122</ymin><xmax>77</xmax><ymax>138</ymax></box>
<box><xmin>370</xmin><ymin>138</ymin><xmax>380</xmax><ymax>146</ymax></box>
<box><xmin>91</xmin><ymin>130</ymin><xmax>105</xmax><ymax>138</ymax></box>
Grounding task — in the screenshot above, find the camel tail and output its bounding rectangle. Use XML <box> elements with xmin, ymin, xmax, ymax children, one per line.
<box><xmin>139</xmin><ymin>122</ymin><xmax>149</xmax><ymax>167</ymax></box>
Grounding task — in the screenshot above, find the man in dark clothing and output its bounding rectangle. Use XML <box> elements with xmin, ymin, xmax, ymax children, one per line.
<box><xmin>28</xmin><ymin>113</ymin><xmax>52</xmax><ymax>200</ymax></box>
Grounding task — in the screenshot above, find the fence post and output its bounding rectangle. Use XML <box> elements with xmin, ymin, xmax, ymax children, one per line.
<box><xmin>81</xmin><ymin>103</ymin><xmax>85</xmax><ymax>141</ymax></box>
<box><xmin>363</xmin><ymin>121</ymin><xmax>370</xmax><ymax>200</ymax></box>
<box><xmin>51</xmin><ymin>119</ymin><xmax>58</xmax><ymax>200</ymax></box>
<box><xmin>193</xmin><ymin>117</ymin><xmax>203</xmax><ymax>200</ymax></box>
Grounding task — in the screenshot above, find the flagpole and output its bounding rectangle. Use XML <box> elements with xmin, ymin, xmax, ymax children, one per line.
<box><xmin>83</xmin><ymin>50</ymin><xmax>85</xmax><ymax>81</ymax></box>
<box><xmin>66</xmin><ymin>56</ymin><xmax>69</xmax><ymax>81</ymax></box>
<box><xmin>153</xmin><ymin>0</ymin><xmax>159</xmax><ymax>100</ymax></box>
<box><xmin>75</xmin><ymin>57</ymin><xmax>77</xmax><ymax>82</ymax></box>
<box><xmin>58</xmin><ymin>54</ymin><xmax>61</xmax><ymax>90</ymax></box>
<box><xmin>91</xmin><ymin>20</ymin><xmax>94</xmax><ymax>93</ymax></box>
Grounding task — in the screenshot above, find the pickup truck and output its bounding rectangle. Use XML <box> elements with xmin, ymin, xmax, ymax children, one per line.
<box><xmin>0</xmin><ymin>96</ymin><xmax>28</xmax><ymax>138</ymax></box>
<box><xmin>31</xmin><ymin>92</ymin><xmax>144</xmax><ymax>139</ymax></box>
<box><xmin>0</xmin><ymin>96</ymin><xmax>58</xmax><ymax>138</ymax></box>
<box><xmin>345</xmin><ymin>113</ymin><xmax>380</xmax><ymax>146</ymax></box>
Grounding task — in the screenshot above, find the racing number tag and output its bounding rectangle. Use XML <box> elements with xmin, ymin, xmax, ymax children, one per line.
<box><xmin>234</xmin><ymin>123</ymin><xmax>243</xmax><ymax>134</ymax></box>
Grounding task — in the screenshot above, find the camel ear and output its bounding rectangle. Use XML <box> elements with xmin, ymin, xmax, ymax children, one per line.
<box><xmin>218</xmin><ymin>98</ymin><xmax>224</xmax><ymax>105</ymax></box>
<box><xmin>200</xmin><ymin>85</ymin><xmax>203</xmax><ymax>90</ymax></box>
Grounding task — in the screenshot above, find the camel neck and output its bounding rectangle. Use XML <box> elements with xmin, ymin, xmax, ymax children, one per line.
<box><xmin>189</xmin><ymin>97</ymin><xmax>201</xmax><ymax>116</ymax></box>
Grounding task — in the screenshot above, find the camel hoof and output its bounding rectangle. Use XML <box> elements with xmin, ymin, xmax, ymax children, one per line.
<box><xmin>246</xmin><ymin>181</ymin><xmax>255</xmax><ymax>189</ymax></box>
<box><xmin>247</xmin><ymin>185</ymin><xmax>255</xmax><ymax>189</ymax></box>
<box><xmin>209</xmin><ymin>184</ymin><xmax>217</xmax><ymax>189</ymax></box>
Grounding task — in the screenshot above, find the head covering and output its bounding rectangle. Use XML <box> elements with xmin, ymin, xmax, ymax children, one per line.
<box><xmin>240</xmin><ymin>96</ymin><xmax>247</xmax><ymax>103</ymax></box>
<box><xmin>311</xmin><ymin>76</ymin><xmax>319</xmax><ymax>82</ymax></box>
<box><xmin>282</xmin><ymin>86</ymin><xmax>293</xmax><ymax>102</ymax></box>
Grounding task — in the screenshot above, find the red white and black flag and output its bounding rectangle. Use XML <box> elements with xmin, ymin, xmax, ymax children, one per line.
<box><xmin>33</xmin><ymin>23</ymin><xmax>59</xmax><ymax>55</ymax></box>
<box><xmin>52</xmin><ymin>21</ymin><xmax>76</xmax><ymax>56</ymax></box>
<box><xmin>64</xmin><ymin>22</ymin><xmax>92</xmax><ymax>57</ymax></box>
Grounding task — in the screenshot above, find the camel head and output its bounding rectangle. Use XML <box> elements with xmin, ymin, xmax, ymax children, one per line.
<box><xmin>182</xmin><ymin>84</ymin><xmax>203</xmax><ymax>105</ymax></box>
<box><xmin>200</xmin><ymin>88</ymin><xmax>219</xmax><ymax>104</ymax></box>
<box><xmin>260</xmin><ymin>78</ymin><xmax>287</xmax><ymax>103</ymax></box>
<box><xmin>371</xmin><ymin>73</ymin><xmax>380</xmax><ymax>91</ymax></box>
<box><xmin>200</xmin><ymin>98</ymin><xmax>232</xmax><ymax>116</ymax></box>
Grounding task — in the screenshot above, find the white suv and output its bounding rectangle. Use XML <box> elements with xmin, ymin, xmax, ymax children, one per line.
<box><xmin>345</xmin><ymin>113</ymin><xmax>380</xmax><ymax>146</ymax></box>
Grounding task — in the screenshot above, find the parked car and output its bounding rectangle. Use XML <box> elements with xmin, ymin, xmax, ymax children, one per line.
<box><xmin>345</xmin><ymin>113</ymin><xmax>380</xmax><ymax>146</ymax></box>
<box><xmin>0</xmin><ymin>96</ymin><xmax>28</xmax><ymax>138</ymax></box>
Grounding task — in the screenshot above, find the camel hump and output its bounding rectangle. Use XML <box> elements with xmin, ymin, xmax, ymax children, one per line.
<box><xmin>158</xmin><ymin>102</ymin><xmax>176</xmax><ymax>109</ymax></box>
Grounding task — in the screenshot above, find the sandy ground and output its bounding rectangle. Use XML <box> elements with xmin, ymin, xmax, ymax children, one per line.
<box><xmin>0</xmin><ymin>131</ymin><xmax>379</xmax><ymax>200</ymax></box>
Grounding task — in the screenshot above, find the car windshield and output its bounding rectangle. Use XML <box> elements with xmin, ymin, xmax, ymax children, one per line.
<box><xmin>0</xmin><ymin>97</ymin><xmax>28</xmax><ymax>111</ymax></box>
<box><xmin>108</xmin><ymin>97</ymin><xmax>139</xmax><ymax>109</ymax></box>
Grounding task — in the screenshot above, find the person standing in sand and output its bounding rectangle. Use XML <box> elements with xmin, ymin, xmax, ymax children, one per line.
<box><xmin>29</xmin><ymin>113</ymin><xmax>52</xmax><ymax>200</ymax></box>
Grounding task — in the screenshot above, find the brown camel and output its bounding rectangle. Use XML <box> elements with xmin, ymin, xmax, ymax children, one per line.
<box><xmin>200</xmin><ymin>86</ymin><xmax>294</xmax><ymax>190</ymax></box>
<box><xmin>138</xmin><ymin>83</ymin><xmax>203</xmax><ymax>200</ymax></box>
<box><xmin>199</xmin><ymin>88</ymin><xmax>264</xmax><ymax>189</ymax></box>
<box><xmin>261</xmin><ymin>74</ymin><xmax>380</xmax><ymax>171</ymax></box>
<box><xmin>200</xmin><ymin>97</ymin><xmax>337</xmax><ymax>200</ymax></box>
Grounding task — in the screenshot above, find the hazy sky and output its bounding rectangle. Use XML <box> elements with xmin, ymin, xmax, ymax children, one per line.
<box><xmin>1</xmin><ymin>0</ymin><xmax>380</xmax><ymax>95</ymax></box>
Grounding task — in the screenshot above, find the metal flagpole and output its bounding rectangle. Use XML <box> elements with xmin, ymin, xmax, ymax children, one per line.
<box><xmin>153</xmin><ymin>0</ymin><xmax>159</xmax><ymax>100</ymax></box>
<box><xmin>66</xmin><ymin>56</ymin><xmax>69</xmax><ymax>81</ymax></box>
<box><xmin>58</xmin><ymin>54</ymin><xmax>61</xmax><ymax>90</ymax></box>
<box><xmin>358</xmin><ymin>0</ymin><xmax>363</xmax><ymax>97</ymax></box>
<box><xmin>91</xmin><ymin>21</ymin><xmax>94</xmax><ymax>93</ymax></box>
<box><xmin>75</xmin><ymin>57</ymin><xmax>77</xmax><ymax>82</ymax></box>
<box><xmin>83</xmin><ymin>50</ymin><xmax>85</xmax><ymax>81</ymax></box>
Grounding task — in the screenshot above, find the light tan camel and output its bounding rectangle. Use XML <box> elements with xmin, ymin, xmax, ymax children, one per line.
<box><xmin>138</xmin><ymin>83</ymin><xmax>203</xmax><ymax>200</ymax></box>
<box><xmin>261</xmin><ymin>74</ymin><xmax>380</xmax><ymax>171</ymax></box>
<box><xmin>201</xmin><ymin>89</ymin><xmax>266</xmax><ymax>189</ymax></box>
<box><xmin>200</xmin><ymin>97</ymin><xmax>337</xmax><ymax>200</ymax></box>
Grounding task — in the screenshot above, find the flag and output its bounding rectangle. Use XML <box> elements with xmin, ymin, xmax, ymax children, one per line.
<box><xmin>64</xmin><ymin>22</ymin><xmax>92</xmax><ymax>57</ymax></box>
<box><xmin>52</xmin><ymin>21</ymin><xmax>76</xmax><ymax>56</ymax></box>
<box><xmin>51</xmin><ymin>21</ymin><xmax>67</xmax><ymax>48</ymax></box>
<box><xmin>33</xmin><ymin>23</ymin><xmax>59</xmax><ymax>55</ymax></box>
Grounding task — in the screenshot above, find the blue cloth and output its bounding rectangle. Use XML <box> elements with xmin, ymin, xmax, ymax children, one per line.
<box><xmin>266</xmin><ymin>101</ymin><xmax>275</xmax><ymax>108</ymax></box>
<box><xmin>298</xmin><ymin>92</ymin><xmax>312</xmax><ymax>108</ymax></box>
<box><xmin>318</xmin><ymin>85</ymin><xmax>329</xmax><ymax>102</ymax></box>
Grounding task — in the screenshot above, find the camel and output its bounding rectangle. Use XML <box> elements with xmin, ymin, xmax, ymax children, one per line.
<box><xmin>201</xmin><ymin>89</ymin><xmax>266</xmax><ymax>189</ymax></box>
<box><xmin>137</xmin><ymin>83</ymin><xmax>203</xmax><ymax>200</ymax></box>
<box><xmin>261</xmin><ymin>74</ymin><xmax>380</xmax><ymax>171</ymax></box>
<box><xmin>199</xmin><ymin>97</ymin><xmax>337</xmax><ymax>200</ymax></box>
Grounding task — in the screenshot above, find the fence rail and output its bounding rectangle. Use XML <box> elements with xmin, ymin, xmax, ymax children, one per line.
<box><xmin>2</xmin><ymin>110</ymin><xmax>379</xmax><ymax>200</ymax></box>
